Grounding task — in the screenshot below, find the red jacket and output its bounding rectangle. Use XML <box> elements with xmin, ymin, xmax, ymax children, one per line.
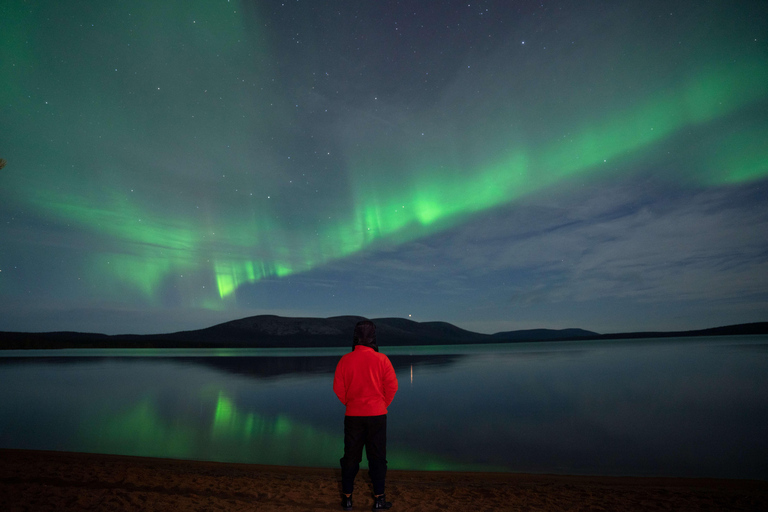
<box><xmin>333</xmin><ymin>345</ymin><xmax>398</xmax><ymax>416</ymax></box>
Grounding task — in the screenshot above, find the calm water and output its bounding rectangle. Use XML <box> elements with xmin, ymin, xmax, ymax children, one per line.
<box><xmin>1</xmin><ymin>336</ymin><xmax>766</xmax><ymax>479</ymax></box>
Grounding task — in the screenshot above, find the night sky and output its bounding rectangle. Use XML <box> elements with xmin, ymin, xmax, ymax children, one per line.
<box><xmin>1</xmin><ymin>0</ymin><xmax>767</xmax><ymax>335</ymax></box>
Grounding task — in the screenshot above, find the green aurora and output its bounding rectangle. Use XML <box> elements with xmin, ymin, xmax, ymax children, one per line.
<box><xmin>1</xmin><ymin>0</ymin><xmax>767</xmax><ymax>333</ymax></box>
<box><xmin>16</xmin><ymin>56</ymin><xmax>768</xmax><ymax>304</ymax></box>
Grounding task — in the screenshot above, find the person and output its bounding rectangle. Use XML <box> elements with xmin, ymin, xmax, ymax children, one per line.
<box><xmin>333</xmin><ymin>319</ymin><xmax>398</xmax><ymax>510</ymax></box>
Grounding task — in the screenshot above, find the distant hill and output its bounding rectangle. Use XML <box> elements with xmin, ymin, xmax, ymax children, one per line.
<box><xmin>0</xmin><ymin>316</ymin><xmax>766</xmax><ymax>350</ymax></box>
<box><xmin>590</xmin><ymin>322</ymin><xmax>768</xmax><ymax>340</ymax></box>
<box><xmin>491</xmin><ymin>328</ymin><xmax>598</xmax><ymax>342</ymax></box>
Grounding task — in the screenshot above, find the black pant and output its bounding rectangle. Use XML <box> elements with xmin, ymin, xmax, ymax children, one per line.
<box><xmin>340</xmin><ymin>415</ymin><xmax>387</xmax><ymax>495</ymax></box>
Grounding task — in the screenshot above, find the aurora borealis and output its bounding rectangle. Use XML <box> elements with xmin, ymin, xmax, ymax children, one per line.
<box><xmin>1</xmin><ymin>0</ymin><xmax>767</xmax><ymax>334</ymax></box>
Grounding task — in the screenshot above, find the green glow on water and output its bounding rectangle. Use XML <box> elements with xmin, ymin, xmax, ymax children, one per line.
<box><xmin>213</xmin><ymin>391</ymin><xmax>235</xmax><ymax>433</ymax></box>
<box><xmin>75</xmin><ymin>390</ymin><xmax>502</xmax><ymax>471</ymax></box>
<box><xmin>84</xmin><ymin>398</ymin><xmax>196</xmax><ymax>459</ymax></box>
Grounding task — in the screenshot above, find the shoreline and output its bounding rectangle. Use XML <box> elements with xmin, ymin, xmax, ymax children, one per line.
<box><xmin>1</xmin><ymin>449</ymin><xmax>766</xmax><ymax>511</ymax></box>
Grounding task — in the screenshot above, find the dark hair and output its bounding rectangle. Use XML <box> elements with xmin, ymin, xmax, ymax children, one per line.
<box><xmin>352</xmin><ymin>319</ymin><xmax>378</xmax><ymax>352</ymax></box>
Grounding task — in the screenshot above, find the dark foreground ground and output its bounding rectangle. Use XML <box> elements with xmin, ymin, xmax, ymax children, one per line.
<box><xmin>1</xmin><ymin>449</ymin><xmax>766</xmax><ymax>511</ymax></box>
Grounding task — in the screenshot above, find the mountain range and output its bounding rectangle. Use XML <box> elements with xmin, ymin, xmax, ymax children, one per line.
<box><xmin>1</xmin><ymin>315</ymin><xmax>767</xmax><ymax>350</ymax></box>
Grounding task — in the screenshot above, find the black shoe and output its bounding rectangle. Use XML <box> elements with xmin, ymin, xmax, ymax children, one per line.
<box><xmin>341</xmin><ymin>494</ymin><xmax>353</xmax><ymax>511</ymax></box>
<box><xmin>372</xmin><ymin>494</ymin><xmax>392</xmax><ymax>510</ymax></box>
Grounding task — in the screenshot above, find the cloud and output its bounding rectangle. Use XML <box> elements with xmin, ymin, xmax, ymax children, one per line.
<box><xmin>355</xmin><ymin>177</ymin><xmax>768</xmax><ymax>311</ymax></box>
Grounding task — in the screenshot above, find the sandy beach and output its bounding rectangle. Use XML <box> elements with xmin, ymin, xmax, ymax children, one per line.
<box><xmin>1</xmin><ymin>449</ymin><xmax>766</xmax><ymax>511</ymax></box>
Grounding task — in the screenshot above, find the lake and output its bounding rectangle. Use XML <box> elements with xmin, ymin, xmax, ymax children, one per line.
<box><xmin>1</xmin><ymin>336</ymin><xmax>766</xmax><ymax>479</ymax></box>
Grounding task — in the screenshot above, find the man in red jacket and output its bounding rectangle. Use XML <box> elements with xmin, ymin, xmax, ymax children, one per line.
<box><xmin>333</xmin><ymin>320</ymin><xmax>398</xmax><ymax>511</ymax></box>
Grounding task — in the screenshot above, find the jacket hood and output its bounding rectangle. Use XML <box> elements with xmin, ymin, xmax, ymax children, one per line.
<box><xmin>352</xmin><ymin>320</ymin><xmax>378</xmax><ymax>352</ymax></box>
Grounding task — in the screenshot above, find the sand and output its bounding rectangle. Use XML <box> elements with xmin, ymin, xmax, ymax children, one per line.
<box><xmin>1</xmin><ymin>449</ymin><xmax>766</xmax><ymax>511</ymax></box>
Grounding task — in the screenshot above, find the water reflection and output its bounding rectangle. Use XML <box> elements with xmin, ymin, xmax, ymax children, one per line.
<box><xmin>1</xmin><ymin>337</ymin><xmax>767</xmax><ymax>478</ymax></box>
<box><xmin>0</xmin><ymin>353</ymin><xmax>461</xmax><ymax>380</ymax></box>
<box><xmin>0</xmin><ymin>353</ymin><xmax>492</xmax><ymax>471</ymax></box>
